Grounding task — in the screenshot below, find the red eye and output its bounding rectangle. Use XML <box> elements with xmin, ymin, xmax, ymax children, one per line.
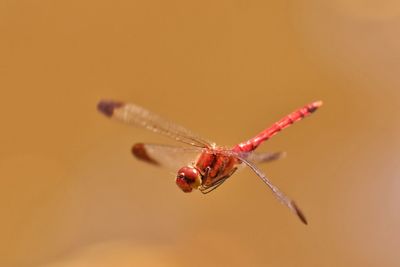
<box><xmin>176</xmin><ymin>166</ymin><xmax>201</xmax><ymax>192</ymax></box>
<box><xmin>176</xmin><ymin>176</ymin><xmax>193</xmax><ymax>192</ymax></box>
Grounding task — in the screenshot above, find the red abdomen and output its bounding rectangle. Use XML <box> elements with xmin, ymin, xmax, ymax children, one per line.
<box><xmin>233</xmin><ymin>101</ymin><xmax>322</xmax><ymax>152</ymax></box>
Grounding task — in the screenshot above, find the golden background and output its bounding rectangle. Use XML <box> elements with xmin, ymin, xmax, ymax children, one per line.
<box><xmin>1</xmin><ymin>1</ymin><xmax>400</xmax><ymax>266</ymax></box>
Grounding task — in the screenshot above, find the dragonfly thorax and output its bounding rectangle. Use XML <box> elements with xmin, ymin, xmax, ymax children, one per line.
<box><xmin>176</xmin><ymin>166</ymin><xmax>202</xmax><ymax>193</ymax></box>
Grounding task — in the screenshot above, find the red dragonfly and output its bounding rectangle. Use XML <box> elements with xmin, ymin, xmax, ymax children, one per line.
<box><xmin>97</xmin><ymin>100</ymin><xmax>322</xmax><ymax>224</ymax></box>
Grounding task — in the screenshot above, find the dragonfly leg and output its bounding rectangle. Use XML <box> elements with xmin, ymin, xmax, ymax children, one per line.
<box><xmin>200</xmin><ymin>167</ymin><xmax>238</xmax><ymax>194</ymax></box>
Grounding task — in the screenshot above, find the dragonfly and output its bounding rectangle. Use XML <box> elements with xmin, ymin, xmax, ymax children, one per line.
<box><xmin>97</xmin><ymin>100</ymin><xmax>322</xmax><ymax>224</ymax></box>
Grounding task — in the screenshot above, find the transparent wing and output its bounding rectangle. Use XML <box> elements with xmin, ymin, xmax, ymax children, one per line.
<box><xmin>132</xmin><ymin>143</ymin><xmax>205</xmax><ymax>172</ymax></box>
<box><xmin>98</xmin><ymin>100</ymin><xmax>214</xmax><ymax>148</ymax></box>
<box><xmin>235</xmin><ymin>154</ymin><xmax>308</xmax><ymax>224</ymax></box>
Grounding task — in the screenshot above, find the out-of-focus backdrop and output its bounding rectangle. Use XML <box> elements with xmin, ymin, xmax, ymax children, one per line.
<box><xmin>1</xmin><ymin>1</ymin><xmax>399</xmax><ymax>266</ymax></box>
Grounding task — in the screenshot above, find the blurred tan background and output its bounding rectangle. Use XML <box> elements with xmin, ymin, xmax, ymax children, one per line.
<box><xmin>1</xmin><ymin>1</ymin><xmax>400</xmax><ymax>266</ymax></box>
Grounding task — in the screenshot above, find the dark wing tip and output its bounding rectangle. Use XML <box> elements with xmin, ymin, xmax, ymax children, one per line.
<box><xmin>97</xmin><ymin>100</ymin><xmax>124</xmax><ymax>117</ymax></box>
<box><xmin>132</xmin><ymin>143</ymin><xmax>159</xmax><ymax>165</ymax></box>
<box><xmin>308</xmin><ymin>100</ymin><xmax>323</xmax><ymax>113</ymax></box>
<box><xmin>291</xmin><ymin>201</ymin><xmax>308</xmax><ymax>225</ymax></box>
<box><xmin>268</xmin><ymin>151</ymin><xmax>287</xmax><ymax>161</ymax></box>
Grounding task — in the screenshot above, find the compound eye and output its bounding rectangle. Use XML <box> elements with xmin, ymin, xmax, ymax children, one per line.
<box><xmin>176</xmin><ymin>166</ymin><xmax>201</xmax><ymax>193</ymax></box>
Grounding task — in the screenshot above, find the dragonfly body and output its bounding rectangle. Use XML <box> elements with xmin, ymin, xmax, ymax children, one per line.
<box><xmin>182</xmin><ymin>149</ymin><xmax>240</xmax><ymax>193</ymax></box>
<box><xmin>98</xmin><ymin>100</ymin><xmax>322</xmax><ymax>224</ymax></box>
<box><xmin>175</xmin><ymin>101</ymin><xmax>322</xmax><ymax>194</ymax></box>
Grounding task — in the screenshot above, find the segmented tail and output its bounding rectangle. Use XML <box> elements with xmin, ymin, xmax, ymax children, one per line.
<box><xmin>233</xmin><ymin>101</ymin><xmax>322</xmax><ymax>153</ymax></box>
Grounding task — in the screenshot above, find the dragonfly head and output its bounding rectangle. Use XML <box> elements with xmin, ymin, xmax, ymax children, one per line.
<box><xmin>176</xmin><ymin>166</ymin><xmax>202</xmax><ymax>193</ymax></box>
